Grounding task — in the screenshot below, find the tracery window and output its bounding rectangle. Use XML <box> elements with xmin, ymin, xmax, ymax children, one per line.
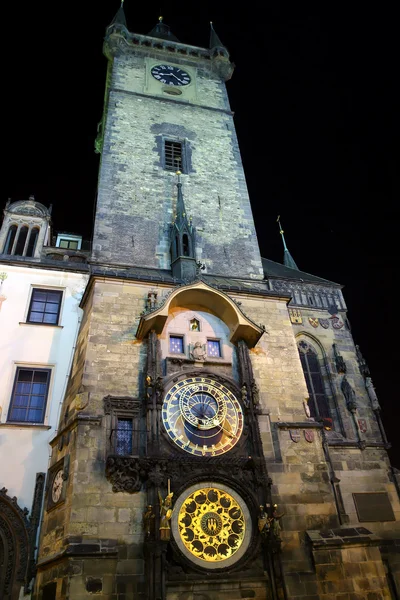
<box><xmin>298</xmin><ymin>340</ymin><xmax>333</xmax><ymax>429</ymax></box>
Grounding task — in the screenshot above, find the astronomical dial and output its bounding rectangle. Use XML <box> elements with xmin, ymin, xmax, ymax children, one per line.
<box><xmin>162</xmin><ymin>376</ymin><xmax>243</xmax><ymax>457</ymax></box>
<box><xmin>51</xmin><ymin>468</ymin><xmax>64</xmax><ymax>503</ymax></box>
<box><xmin>151</xmin><ymin>64</ymin><xmax>191</xmax><ymax>86</ymax></box>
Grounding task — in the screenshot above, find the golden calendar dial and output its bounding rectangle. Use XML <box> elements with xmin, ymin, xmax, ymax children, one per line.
<box><xmin>162</xmin><ymin>376</ymin><xmax>243</xmax><ymax>457</ymax></box>
<box><xmin>178</xmin><ymin>487</ymin><xmax>245</xmax><ymax>563</ymax></box>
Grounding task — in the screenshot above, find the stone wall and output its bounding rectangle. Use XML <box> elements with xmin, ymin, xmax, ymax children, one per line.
<box><xmin>92</xmin><ymin>51</ymin><xmax>263</xmax><ymax>278</ymax></box>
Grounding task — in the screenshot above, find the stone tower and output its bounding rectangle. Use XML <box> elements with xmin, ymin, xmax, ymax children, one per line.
<box><xmin>34</xmin><ymin>9</ymin><xmax>400</xmax><ymax>600</ymax></box>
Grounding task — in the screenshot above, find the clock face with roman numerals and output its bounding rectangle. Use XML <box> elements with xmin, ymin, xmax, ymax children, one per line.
<box><xmin>162</xmin><ymin>376</ymin><xmax>243</xmax><ymax>457</ymax></box>
<box><xmin>151</xmin><ymin>64</ymin><xmax>191</xmax><ymax>86</ymax></box>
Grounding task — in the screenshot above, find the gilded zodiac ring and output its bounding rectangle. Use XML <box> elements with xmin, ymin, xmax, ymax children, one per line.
<box><xmin>172</xmin><ymin>483</ymin><xmax>252</xmax><ymax>568</ymax></box>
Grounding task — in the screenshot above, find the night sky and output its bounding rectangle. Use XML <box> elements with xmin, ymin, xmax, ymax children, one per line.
<box><xmin>3</xmin><ymin>5</ymin><xmax>398</xmax><ymax>462</ymax></box>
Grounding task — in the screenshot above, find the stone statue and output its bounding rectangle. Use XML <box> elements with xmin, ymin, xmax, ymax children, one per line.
<box><xmin>155</xmin><ymin>376</ymin><xmax>164</xmax><ymax>406</ymax></box>
<box><xmin>158</xmin><ymin>490</ymin><xmax>174</xmax><ymax>541</ymax></box>
<box><xmin>333</xmin><ymin>343</ymin><xmax>347</xmax><ymax>374</ymax></box>
<box><xmin>341</xmin><ymin>376</ymin><xmax>357</xmax><ymax>413</ymax></box>
<box><xmin>356</xmin><ymin>345</ymin><xmax>371</xmax><ymax>379</ymax></box>
<box><xmin>190</xmin><ymin>341</ymin><xmax>206</xmax><ymax>361</ymax></box>
<box><xmin>143</xmin><ymin>505</ymin><xmax>155</xmax><ymax>540</ymax></box>
<box><xmin>366</xmin><ymin>377</ymin><xmax>380</xmax><ymax>411</ymax></box>
<box><xmin>271</xmin><ymin>504</ymin><xmax>285</xmax><ymax>539</ymax></box>
<box><xmin>251</xmin><ymin>381</ymin><xmax>260</xmax><ymax>407</ymax></box>
<box><xmin>258</xmin><ymin>505</ymin><xmax>271</xmax><ymax>536</ymax></box>
<box><xmin>241</xmin><ymin>384</ymin><xmax>249</xmax><ymax>408</ymax></box>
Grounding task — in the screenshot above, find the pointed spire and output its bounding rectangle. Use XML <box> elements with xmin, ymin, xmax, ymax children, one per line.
<box><xmin>174</xmin><ymin>171</ymin><xmax>191</xmax><ymax>230</ymax></box>
<box><xmin>276</xmin><ymin>216</ymin><xmax>299</xmax><ymax>270</ymax></box>
<box><xmin>109</xmin><ymin>1</ymin><xmax>127</xmax><ymax>28</ymax></box>
<box><xmin>209</xmin><ymin>21</ymin><xmax>226</xmax><ymax>51</ymax></box>
<box><xmin>148</xmin><ymin>16</ymin><xmax>180</xmax><ymax>42</ymax></box>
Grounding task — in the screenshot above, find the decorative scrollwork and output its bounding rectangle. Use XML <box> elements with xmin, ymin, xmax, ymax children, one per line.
<box><xmin>105</xmin><ymin>456</ymin><xmax>143</xmax><ymax>493</ymax></box>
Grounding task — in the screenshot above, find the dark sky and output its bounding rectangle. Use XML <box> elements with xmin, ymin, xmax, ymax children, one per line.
<box><xmin>3</xmin><ymin>5</ymin><xmax>398</xmax><ymax>462</ymax></box>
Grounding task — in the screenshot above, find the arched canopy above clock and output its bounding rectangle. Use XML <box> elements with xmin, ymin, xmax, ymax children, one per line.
<box><xmin>136</xmin><ymin>280</ymin><xmax>264</xmax><ymax>347</ymax></box>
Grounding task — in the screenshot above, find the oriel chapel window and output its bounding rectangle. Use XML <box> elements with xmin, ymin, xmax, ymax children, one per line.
<box><xmin>298</xmin><ymin>340</ymin><xmax>333</xmax><ymax>429</ymax></box>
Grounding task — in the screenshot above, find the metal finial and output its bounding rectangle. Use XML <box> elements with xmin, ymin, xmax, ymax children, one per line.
<box><xmin>159</xmin><ymin>15</ymin><xmax>163</xmax><ymax>22</ymax></box>
<box><xmin>276</xmin><ymin>215</ymin><xmax>288</xmax><ymax>251</ymax></box>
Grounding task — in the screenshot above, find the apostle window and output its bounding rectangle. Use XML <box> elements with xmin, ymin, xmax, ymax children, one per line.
<box><xmin>27</xmin><ymin>289</ymin><xmax>63</xmax><ymax>325</ymax></box>
<box><xmin>169</xmin><ymin>335</ymin><xmax>184</xmax><ymax>354</ymax></box>
<box><xmin>298</xmin><ymin>340</ymin><xmax>333</xmax><ymax>429</ymax></box>
<box><xmin>207</xmin><ymin>339</ymin><xmax>221</xmax><ymax>358</ymax></box>
<box><xmin>8</xmin><ymin>367</ymin><xmax>51</xmax><ymax>423</ymax></box>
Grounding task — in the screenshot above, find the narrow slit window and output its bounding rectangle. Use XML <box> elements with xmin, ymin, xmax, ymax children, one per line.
<box><xmin>164</xmin><ymin>141</ymin><xmax>183</xmax><ymax>171</ymax></box>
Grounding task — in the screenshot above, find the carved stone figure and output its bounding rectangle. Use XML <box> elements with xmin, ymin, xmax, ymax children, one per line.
<box><xmin>366</xmin><ymin>377</ymin><xmax>380</xmax><ymax>411</ymax></box>
<box><xmin>258</xmin><ymin>505</ymin><xmax>271</xmax><ymax>536</ymax></box>
<box><xmin>143</xmin><ymin>505</ymin><xmax>155</xmax><ymax>540</ymax></box>
<box><xmin>271</xmin><ymin>504</ymin><xmax>285</xmax><ymax>539</ymax></box>
<box><xmin>241</xmin><ymin>384</ymin><xmax>249</xmax><ymax>408</ymax></box>
<box><xmin>333</xmin><ymin>343</ymin><xmax>347</xmax><ymax>374</ymax></box>
<box><xmin>159</xmin><ymin>491</ymin><xmax>174</xmax><ymax>541</ymax></box>
<box><xmin>341</xmin><ymin>376</ymin><xmax>357</xmax><ymax>413</ymax></box>
<box><xmin>251</xmin><ymin>381</ymin><xmax>260</xmax><ymax>406</ymax></box>
<box><xmin>190</xmin><ymin>341</ymin><xmax>206</xmax><ymax>361</ymax></box>
<box><xmin>356</xmin><ymin>345</ymin><xmax>371</xmax><ymax>379</ymax></box>
<box><xmin>155</xmin><ymin>376</ymin><xmax>164</xmax><ymax>406</ymax></box>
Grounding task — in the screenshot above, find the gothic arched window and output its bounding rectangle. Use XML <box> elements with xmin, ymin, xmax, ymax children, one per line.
<box><xmin>298</xmin><ymin>340</ymin><xmax>333</xmax><ymax>429</ymax></box>
<box><xmin>3</xmin><ymin>225</ymin><xmax>17</xmax><ymax>254</ymax></box>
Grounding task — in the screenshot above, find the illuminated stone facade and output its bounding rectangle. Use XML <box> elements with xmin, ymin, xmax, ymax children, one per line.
<box><xmin>31</xmin><ymin>10</ymin><xmax>400</xmax><ymax>600</ymax></box>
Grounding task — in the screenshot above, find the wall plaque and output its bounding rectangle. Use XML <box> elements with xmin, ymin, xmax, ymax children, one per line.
<box><xmin>353</xmin><ymin>492</ymin><xmax>395</xmax><ymax>522</ymax></box>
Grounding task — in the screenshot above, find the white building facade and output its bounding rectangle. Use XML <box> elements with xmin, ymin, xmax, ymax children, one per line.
<box><xmin>0</xmin><ymin>198</ymin><xmax>89</xmax><ymax>599</ymax></box>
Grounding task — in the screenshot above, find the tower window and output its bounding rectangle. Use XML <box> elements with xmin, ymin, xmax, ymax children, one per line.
<box><xmin>207</xmin><ymin>339</ymin><xmax>221</xmax><ymax>358</ymax></box>
<box><xmin>169</xmin><ymin>335</ymin><xmax>184</xmax><ymax>354</ymax></box>
<box><xmin>3</xmin><ymin>225</ymin><xmax>18</xmax><ymax>254</ymax></box>
<box><xmin>26</xmin><ymin>228</ymin><xmax>40</xmax><ymax>257</ymax></box>
<box><xmin>14</xmin><ymin>226</ymin><xmax>29</xmax><ymax>256</ymax></box>
<box><xmin>164</xmin><ymin>140</ymin><xmax>183</xmax><ymax>171</ymax></box>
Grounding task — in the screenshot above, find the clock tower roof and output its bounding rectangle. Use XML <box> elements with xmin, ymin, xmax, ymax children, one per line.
<box><xmin>147</xmin><ymin>16</ymin><xmax>180</xmax><ymax>43</ymax></box>
<box><xmin>209</xmin><ymin>22</ymin><xmax>227</xmax><ymax>52</ymax></box>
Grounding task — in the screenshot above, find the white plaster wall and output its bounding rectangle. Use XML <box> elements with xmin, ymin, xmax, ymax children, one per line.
<box><xmin>0</xmin><ymin>265</ymin><xmax>88</xmax><ymax>510</ymax></box>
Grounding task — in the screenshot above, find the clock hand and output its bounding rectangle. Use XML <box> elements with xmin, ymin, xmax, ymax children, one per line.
<box><xmin>212</xmin><ymin>418</ymin><xmax>233</xmax><ymax>438</ymax></box>
<box><xmin>170</xmin><ymin>73</ymin><xmax>183</xmax><ymax>82</ymax></box>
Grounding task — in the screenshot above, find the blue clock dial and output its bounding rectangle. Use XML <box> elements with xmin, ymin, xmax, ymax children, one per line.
<box><xmin>151</xmin><ymin>65</ymin><xmax>191</xmax><ymax>87</ymax></box>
